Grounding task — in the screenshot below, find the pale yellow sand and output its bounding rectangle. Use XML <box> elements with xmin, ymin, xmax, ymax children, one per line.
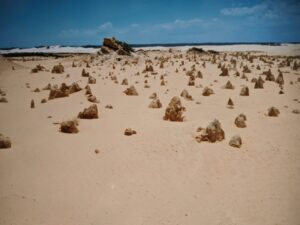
<box><xmin>0</xmin><ymin>47</ymin><xmax>300</xmax><ymax>225</ymax></box>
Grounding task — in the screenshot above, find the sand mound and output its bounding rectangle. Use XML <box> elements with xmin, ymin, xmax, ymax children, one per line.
<box><xmin>163</xmin><ymin>96</ymin><xmax>185</xmax><ymax>122</ymax></box>
<box><xmin>195</xmin><ymin>119</ymin><xmax>225</xmax><ymax>143</ymax></box>
<box><xmin>78</xmin><ymin>104</ymin><xmax>99</xmax><ymax>119</ymax></box>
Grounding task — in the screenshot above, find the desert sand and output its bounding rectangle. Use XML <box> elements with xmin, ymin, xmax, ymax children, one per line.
<box><xmin>0</xmin><ymin>41</ymin><xmax>300</xmax><ymax>225</ymax></box>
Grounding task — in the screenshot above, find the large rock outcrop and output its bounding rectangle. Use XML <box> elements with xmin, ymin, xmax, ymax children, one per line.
<box><xmin>100</xmin><ymin>37</ymin><xmax>133</xmax><ymax>55</ymax></box>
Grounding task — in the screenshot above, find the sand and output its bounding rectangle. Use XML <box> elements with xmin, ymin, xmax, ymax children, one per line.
<box><xmin>0</xmin><ymin>46</ymin><xmax>300</xmax><ymax>225</ymax></box>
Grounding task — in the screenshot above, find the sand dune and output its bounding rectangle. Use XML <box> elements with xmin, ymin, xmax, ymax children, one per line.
<box><xmin>0</xmin><ymin>44</ymin><xmax>300</xmax><ymax>225</ymax></box>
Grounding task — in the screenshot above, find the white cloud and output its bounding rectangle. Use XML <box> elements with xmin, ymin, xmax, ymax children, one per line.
<box><xmin>221</xmin><ymin>2</ymin><xmax>268</xmax><ymax>16</ymax></box>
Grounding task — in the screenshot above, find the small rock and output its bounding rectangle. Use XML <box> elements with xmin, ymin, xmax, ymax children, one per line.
<box><xmin>229</xmin><ymin>135</ymin><xmax>242</xmax><ymax>148</ymax></box>
<box><xmin>235</xmin><ymin>114</ymin><xmax>247</xmax><ymax>128</ymax></box>
<box><xmin>124</xmin><ymin>128</ymin><xmax>137</xmax><ymax>136</ymax></box>
<box><xmin>268</xmin><ymin>107</ymin><xmax>280</xmax><ymax>117</ymax></box>
<box><xmin>60</xmin><ymin>120</ymin><xmax>79</xmax><ymax>133</ymax></box>
<box><xmin>0</xmin><ymin>134</ymin><xmax>12</xmax><ymax>149</ymax></box>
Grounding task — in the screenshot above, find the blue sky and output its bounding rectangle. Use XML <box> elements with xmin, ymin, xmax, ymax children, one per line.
<box><xmin>0</xmin><ymin>0</ymin><xmax>300</xmax><ymax>47</ymax></box>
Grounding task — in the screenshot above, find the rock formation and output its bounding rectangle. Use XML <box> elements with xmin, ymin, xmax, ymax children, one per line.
<box><xmin>78</xmin><ymin>104</ymin><xmax>99</xmax><ymax>119</ymax></box>
<box><xmin>195</xmin><ymin>119</ymin><xmax>225</xmax><ymax>143</ymax></box>
<box><xmin>163</xmin><ymin>96</ymin><xmax>185</xmax><ymax>122</ymax></box>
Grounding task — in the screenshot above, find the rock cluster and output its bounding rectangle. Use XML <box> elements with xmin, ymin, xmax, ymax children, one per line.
<box><xmin>48</xmin><ymin>82</ymin><xmax>82</xmax><ymax>100</ymax></box>
<box><xmin>195</xmin><ymin>119</ymin><xmax>225</xmax><ymax>143</ymax></box>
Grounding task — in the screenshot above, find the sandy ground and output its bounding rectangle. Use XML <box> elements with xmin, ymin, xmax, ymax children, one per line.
<box><xmin>0</xmin><ymin>47</ymin><xmax>300</xmax><ymax>225</ymax></box>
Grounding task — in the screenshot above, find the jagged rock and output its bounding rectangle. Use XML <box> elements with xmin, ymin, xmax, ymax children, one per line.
<box><xmin>51</xmin><ymin>64</ymin><xmax>64</xmax><ymax>74</ymax></box>
<box><xmin>149</xmin><ymin>92</ymin><xmax>157</xmax><ymax>99</ymax></box>
<box><xmin>43</xmin><ymin>83</ymin><xmax>52</xmax><ymax>90</ymax></box>
<box><xmin>229</xmin><ymin>135</ymin><xmax>242</xmax><ymax>148</ymax></box>
<box><xmin>224</xmin><ymin>80</ymin><xmax>234</xmax><ymax>89</ymax></box>
<box><xmin>30</xmin><ymin>99</ymin><xmax>35</xmax><ymax>108</ymax></box>
<box><xmin>243</xmin><ymin>65</ymin><xmax>251</xmax><ymax>73</ymax></box>
<box><xmin>88</xmin><ymin>76</ymin><xmax>96</xmax><ymax>84</ymax></box>
<box><xmin>69</xmin><ymin>82</ymin><xmax>82</xmax><ymax>94</ymax></box>
<box><xmin>0</xmin><ymin>97</ymin><xmax>8</xmax><ymax>103</ymax></box>
<box><xmin>124</xmin><ymin>85</ymin><xmax>138</xmax><ymax>96</ymax></box>
<box><xmin>188</xmin><ymin>77</ymin><xmax>195</xmax><ymax>86</ymax></box>
<box><xmin>163</xmin><ymin>96</ymin><xmax>185</xmax><ymax>122</ymax></box>
<box><xmin>235</xmin><ymin>114</ymin><xmax>247</xmax><ymax>128</ymax></box>
<box><xmin>202</xmin><ymin>87</ymin><xmax>214</xmax><ymax>96</ymax></box>
<box><xmin>149</xmin><ymin>98</ymin><xmax>162</xmax><ymax>108</ymax></box>
<box><xmin>78</xmin><ymin>104</ymin><xmax>99</xmax><ymax>119</ymax></box>
<box><xmin>48</xmin><ymin>87</ymin><xmax>69</xmax><ymax>100</ymax></box>
<box><xmin>0</xmin><ymin>134</ymin><xmax>12</xmax><ymax>149</ymax></box>
<box><xmin>219</xmin><ymin>66</ymin><xmax>229</xmax><ymax>76</ymax></box>
<box><xmin>276</xmin><ymin>72</ymin><xmax>284</xmax><ymax>85</ymax></box>
<box><xmin>81</xmin><ymin>69</ymin><xmax>89</xmax><ymax>77</ymax></box>
<box><xmin>268</xmin><ymin>107</ymin><xmax>280</xmax><ymax>117</ymax></box>
<box><xmin>60</xmin><ymin>120</ymin><xmax>78</xmax><ymax>133</ymax></box>
<box><xmin>254</xmin><ymin>77</ymin><xmax>264</xmax><ymax>89</ymax></box>
<box><xmin>240</xmin><ymin>86</ymin><xmax>249</xmax><ymax>96</ymax></box>
<box><xmin>143</xmin><ymin>65</ymin><xmax>154</xmax><ymax>73</ymax></box>
<box><xmin>251</xmin><ymin>78</ymin><xmax>257</xmax><ymax>83</ymax></box>
<box><xmin>100</xmin><ymin>37</ymin><xmax>133</xmax><ymax>55</ymax></box>
<box><xmin>87</xmin><ymin>95</ymin><xmax>99</xmax><ymax>103</ymax></box>
<box><xmin>195</xmin><ymin>119</ymin><xmax>225</xmax><ymax>143</ymax></box>
<box><xmin>180</xmin><ymin>89</ymin><xmax>193</xmax><ymax>100</ymax></box>
<box><xmin>85</xmin><ymin>85</ymin><xmax>92</xmax><ymax>95</ymax></box>
<box><xmin>121</xmin><ymin>78</ymin><xmax>128</xmax><ymax>85</ymax></box>
<box><xmin>124</xmin><ymin>128</ymin><xmax>137</xmax><ymax>136</ymax></box>
<box><xmin>227</xmin><ymin>98</ymin><xmax>234</xmax><ymax>108</ymax></box>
